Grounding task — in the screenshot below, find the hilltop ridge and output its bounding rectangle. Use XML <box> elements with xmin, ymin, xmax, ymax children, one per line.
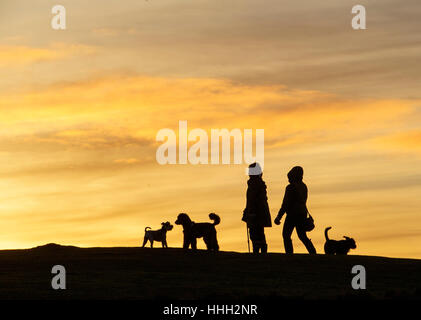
<box><xmin>0</xmin><ymin>244</ymin><xmax>419</xmax><ymax>299</ymax></box>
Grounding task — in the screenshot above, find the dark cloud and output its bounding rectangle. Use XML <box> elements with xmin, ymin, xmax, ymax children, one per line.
<box><xmin>0</xmin><ymin>130</ymin><xmax>155</xmax><ymax>152</ymax></box>
<box><xmin>62</xmin><ymin>0</ymin><xmax>421</xmax><ymax>99</ymax></box>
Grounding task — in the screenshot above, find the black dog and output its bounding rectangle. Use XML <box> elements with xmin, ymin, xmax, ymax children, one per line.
<box><xmin>142</xmin><ymin>221</ymin><xmax>173</xmax><ymax>248</ymax></box>
<box><xmin>175</xmin><ymin>213</ymin><xmax>220</xmax><ymax>251</ymax></box>
<box><xmin>324</xmin><ymin>227</ymin><xmax>356</xmax><ymax>255</ymax></box>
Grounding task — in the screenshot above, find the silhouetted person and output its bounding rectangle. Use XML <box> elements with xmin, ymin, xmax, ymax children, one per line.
<box><xmin>274</xmin><ymin>166</ymin><xmax>316</xmax><ymax>254</ymax></box>
<box><xmin>242</xmin><ymin>163</ymin><xmax>272</xmax><ymax>253</ymax></box>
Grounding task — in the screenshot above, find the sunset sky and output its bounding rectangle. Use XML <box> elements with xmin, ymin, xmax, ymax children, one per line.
<box><xmin>1</xmin><ymin>0</ymin><xmax>420</xmax><ymax>258</ymax></box>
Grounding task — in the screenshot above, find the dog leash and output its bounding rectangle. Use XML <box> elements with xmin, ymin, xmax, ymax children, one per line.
<box><xmin>246</xmin><ymin>224</ymin><xmax>250</xmax><ymax>253</ymax></box>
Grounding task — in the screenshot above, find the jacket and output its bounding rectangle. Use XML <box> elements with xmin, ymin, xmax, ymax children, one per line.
<box><xmin>276</xmin><ymin>182</ymin><xmax>308</xmax><ymax>221</ymax></box>
<box><xmin>242</xmin><ymin>176</ymin><xmax>272</xmax><ymax>227</ymax></box>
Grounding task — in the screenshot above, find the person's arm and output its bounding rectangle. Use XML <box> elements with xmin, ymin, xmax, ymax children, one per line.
<box><xmin>243</xmin><ymin>185</ymin><xmax>257</xmax><ymax>222</ymax></box>
<box><xmin>274</xmin><ymin>186</ymin><xmax>291</xmax><ymax>224</ymax></box>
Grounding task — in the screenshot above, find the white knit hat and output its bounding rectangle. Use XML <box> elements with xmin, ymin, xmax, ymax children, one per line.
<box><xmin>248</xmin><ymin>162</ymin><xmax>262</xmax><ymax>176</ymax></box>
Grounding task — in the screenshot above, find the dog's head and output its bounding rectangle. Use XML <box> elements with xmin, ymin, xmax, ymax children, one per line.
<box><xmin>161</xmin><ymin>221</ymin><xmax>173</xmax><ymax>231</ymax></box>
<box><xmin>344</xmin><ymin>236</ymin><xmax>357</xmax><ymax>249</ymax></box>
<box><xmin>175</xmin><ymin>213</ymin><xmax>191</xmax><ymax>226</ymax></box>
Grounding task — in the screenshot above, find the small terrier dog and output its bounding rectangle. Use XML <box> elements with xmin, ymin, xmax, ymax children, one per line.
<box><xmin>324</xmin><ymin>226</ymin><xmax>356</xmax><ymax>255</ymax></box>
<box><xmin>142</xmin><ymin>221</ymin><xmax>173</xmax><ymax>248</ymax></box>
<box><xmin>175</xmin><ymin>213</ymin><xmax>220</xmax><ymax>251</ymax></box>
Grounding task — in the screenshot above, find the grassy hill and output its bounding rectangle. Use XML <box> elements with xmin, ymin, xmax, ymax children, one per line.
<box><xmin>0</xmin><ymin>243</ymin><xmax>420</xmax><ymax>300</ymax></box>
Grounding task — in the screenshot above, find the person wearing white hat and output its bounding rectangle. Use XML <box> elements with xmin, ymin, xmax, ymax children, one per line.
<box><xmin>242</xmin><ymin>163</ymin><xmax>272</xmax><ymax>253</ymax></box>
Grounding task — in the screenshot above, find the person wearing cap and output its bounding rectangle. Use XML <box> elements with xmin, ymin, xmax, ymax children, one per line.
<box><xmin>274</xmin><ymin>166</ymin><xmax>316</xmax><ymax>254</ymax></box>
<box><xmin>242</xmin><ymin>162</ymin><xmax>272</xmax><ymax>253</ymax></box>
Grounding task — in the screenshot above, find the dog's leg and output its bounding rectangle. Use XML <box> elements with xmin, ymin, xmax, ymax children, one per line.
<box><xmin>213</xmin><ymin>230</ymin><xmax>219</xmax><ymax>251</ymax></box>
<box><xmin>142</xmin><ymin>235</ymin><xmax>148</xmax><ymax>248</ymax></box>
<box><xmin>210</xmin><ymin>235</ymin><xmax>219</xmax><ymax>251</ymax></box>
<box><xmin>191</xmin><ymin>238</ymin><xmax>197</xmax><ymax>250</ymax></box>
<box><xmin>203</xmin><ymin>236</ymin><xmax>211</xmax><ymax>251</ymax></box>
<box><xmin>214</xmin><ymin>237</ymin><xmax>219</xmax><ymax>251</ymax></box>
<box><xmin>150</xmin><ymin>239</ymin><xmax>154</xmax><ymax>248</ymax></box>
<box><xmin>183</xmin><ymin>236</ymin><xmax>190</xmax><ymax>250</ymax></box>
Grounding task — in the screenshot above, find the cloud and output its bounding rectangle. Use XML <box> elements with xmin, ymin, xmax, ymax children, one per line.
<box><xmin>1</xmin><ymin>74</ymin><xmax>419</xmax><ymax>153</ymax></box>
<box><xmin>357</xmin><ymin>129</ymin><xmax>421</xmax><ymax>158</ymax></box>
<box><xmin>54</xmin><ymin>0</ymin><xmax>420</xmax><ymax>99</ymax></box>
<box><xmin>92</xmin><ymin>27</ymin><xmax>138</xmax><ymax>37</ymax></box>
<box><xmin>0</xmin><ymin>128</ymin><xmax>154</xmax><ymax>152</ymax></box>
<box><xmin>92</xmin><ymin>28</ymin><xmax>120</xmax><ymax>37</ymax></box>
<box><xmin>0</xmin><ymin>43</ymin><xmax>97</xmax><ymax>68</ymax></box>
<box><xmin>313</xmin><ymin>173</ymin><xmax>421</xmax><ymax>194</ymax></box>
<box><xmin>375</xmin><ymin>130</ymin><xmax>421</xmax><ymax>153</ymax></box>
<box><xmin>3</xmin><ymin>0</ymin><xmax>421</xmax><ymax>100</ymax></box>
<box><xmin>114</xmin><ymin>158</ymin><xmax>140</xmax><ymax>164</ymax></box>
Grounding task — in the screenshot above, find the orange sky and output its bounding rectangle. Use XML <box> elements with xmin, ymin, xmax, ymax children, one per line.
<box><xmin>1</xmin><ymin>0</ymin><xmax>421</xmax><ymax>258</ymax></box>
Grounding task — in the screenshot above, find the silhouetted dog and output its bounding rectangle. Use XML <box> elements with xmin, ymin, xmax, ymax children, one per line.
<box><xmin>175</xmin><ymin>213</ymin><xmax>220</xmax><ymax>251</ymax></box>
<box><xmin>142</xmin><ymin>222</ymin><xmax>173</xmax><ymax>248</ymax></box>
<box><xmin>324</xmin><ymin>227</ymin><xmax>356</xmax><ymax>255</ymax></box>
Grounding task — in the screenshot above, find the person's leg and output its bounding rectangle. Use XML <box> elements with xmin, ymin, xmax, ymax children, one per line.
<box><xmin>250</xmin><ymin>226</ymin><xmax>266</xmax><ymax>253</ymax></box>
<box><xmin>296</xmin><ymin>225</ymin><xmax>316</xmax><ymax>254</ymax></box>
<box><xmin>260</xmin><ymin>227</ymin><xmax>268</xmax><ymax>253</ymax></box>
<box><xmin>282</xmin><ymin>216</ymin><xmax>295</xmax><ymax>254</ymax></box>
<box><xmin>254</xmin><ymin>226</ymin><xmax>267</xmax><ymax>253</ymax></box>
<box><xmin>249</xmin><ymin>226</ymin><xmax>260</xmax><ymax>253</ymax></box>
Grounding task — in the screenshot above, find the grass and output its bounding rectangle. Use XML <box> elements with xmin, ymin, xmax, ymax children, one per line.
<box><xmin>0</xmin><ymin>243</ymin><xmax>420</xmax><ymax>300</ymax></box>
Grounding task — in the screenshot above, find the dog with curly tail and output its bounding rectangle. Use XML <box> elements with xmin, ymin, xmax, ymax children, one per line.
<box><xmin>324</xmin><ymin>226</ymin><xmax>356</xmax><ymax>255</ymax></box>
<box><xmin>175</xmin><ymin>213</ymin><xmax>220</xmax><ymax>251</ymax></box>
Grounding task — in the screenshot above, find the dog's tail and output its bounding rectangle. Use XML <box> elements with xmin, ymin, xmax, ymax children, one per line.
<box><xmin>325</xmin><ymin>227</ymin><xmax>332</xmax><ymax>241</ymax></box>
<box><xmin>145</xmin><ymin>227</ymin><xmax>151</xmax><ymax>232</ymax></box>
<box><xmin>209</xmin><ymin>213</ymin><xmax>220</xmax><ymax>226</ymax></box>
